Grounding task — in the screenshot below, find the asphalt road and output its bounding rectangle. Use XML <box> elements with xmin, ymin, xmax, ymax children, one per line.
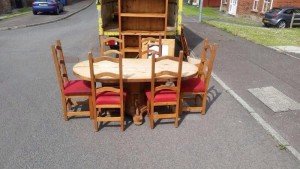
<box><xmin>183</xmin><ymin>16</ymin><xmax>300</xmax><ymax>151</ymax></box>
<box><xmin>0</xmin><ymin>4</ymin><xmax>299</xmax><ymax>169</ymax></box>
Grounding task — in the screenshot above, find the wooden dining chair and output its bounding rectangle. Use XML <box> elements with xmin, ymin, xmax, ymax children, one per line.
<box><xmin>99</xmin><ymin>36</ymin><xmax>124</xmax><ymax>58</ymax></box>
<box><xmin>180</xmin><ymin>24</ymin><xmax>190</xmax><ymax>59</ymax></box>
<box><xmin>138</xmin><ymin>35</ymin><xmax>162</xmax><ymax>59</ymax></box>
<box><xmin>180</xmin><ymin>42</ymin><xmax>217</xmax><ymax>115</ymax></box>
<box><xmin>51</xmin><ymin>40</ymin><xmax>93</xmax><ymax>120</ymax></box>
<box><xmin>145</xmin><ymin>51</ymin><xmax>183</xmax><ymax>128</ymax></box>
<box><xmin>88</xmin><ymin>53</ymin><xmax>125</xmax><ymax>131</ymax></box>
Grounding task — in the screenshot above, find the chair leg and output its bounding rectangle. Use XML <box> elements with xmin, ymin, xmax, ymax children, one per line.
<box><xmin>88</xmin><ymin>96</ymin><xmax>94</xmax><ymax>119</ymax></box>
<box><xmin>149</xmin><ymin>104</ymin><xmax>154</xmax><ymax>129</ymax></box>
<box><xmin>179</xmin><ymin>94</ymin><xmax>183</xmax><ymax>116</ymax></box>
<box><xmin>62</xmin><ymin>97</ymin><xmax>68</xmax><ymax>121</ymax></box>
<box><xmin>201</xmin><ymin>93</ymin><xmax>207</xmax><ymax>115</ymax></box>
<box><xmin>93</xmin><ymin>108</ymin><xmax>98</xmax><ymax>132</ymax></box>
<box><xmin>146</xmin><ymin>101</ymin><xmax>150</xmax><ymax>117</ymax></box>
<box><xmin>120</xmin><ymin>107</ymin><xmax>124</xmax><ymax>132</ymax></box>
<box><xmin>175</xmin><ymin>105</ymin><xmax>179</xmax><ymax>128</ymax></box>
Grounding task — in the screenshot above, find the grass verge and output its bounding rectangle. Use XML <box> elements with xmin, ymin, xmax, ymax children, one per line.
<box><xmin>183</xmin><ymin>4</ymin><xmax>300</xmax><ymax>46</ymax></box>
<box><xmin>0</xmin><ymin>7</ymin><xmax>31</xmax><ymax>21</ymax></box>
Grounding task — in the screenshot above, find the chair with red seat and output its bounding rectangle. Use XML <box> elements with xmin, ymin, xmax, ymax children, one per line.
<box><xmin>146</xmin><ymin>51</ymin><xmax>183</xmax><ymax>129</ymax></box>
<box><xmin>180</xmin><ymin>41</ymin><xmax>217</xmax><ymax>115</ymax></box>
<box><xmin>100</xmin><ymin>36</ymin><xmax>124</xmax><ymax>58</ymax></box>
<box><xmin>51</xmin><ymin>40</ymin><xmax>93</xmax><ymax>121</ymax></box>
<box><xmin>88</xmin><ymin>53</ymin><xmax>125</xmax><ymax>131</ymax></box>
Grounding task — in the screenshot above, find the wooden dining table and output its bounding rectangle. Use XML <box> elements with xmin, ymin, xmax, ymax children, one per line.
<box><xmin>73</xmin><ymin>58</ymin><xmax>198</xmax><ymax>125</ymax></box>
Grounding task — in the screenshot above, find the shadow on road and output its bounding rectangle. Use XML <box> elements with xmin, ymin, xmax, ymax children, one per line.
<box><xmin>178</xmin><ymin>85</ymin><xmax>222</xmax><ymax>125</ymax></box>
<box><xmin>184</xmin><ymin>26</ymin><xmax>204</xmax><ymax>55</ymax></box>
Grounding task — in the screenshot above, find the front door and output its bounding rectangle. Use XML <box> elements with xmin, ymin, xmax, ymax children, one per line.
<box><xmin>228</xmin><ymin>0</ymin><xmax>238</xmax><ymax>15</ymax></box>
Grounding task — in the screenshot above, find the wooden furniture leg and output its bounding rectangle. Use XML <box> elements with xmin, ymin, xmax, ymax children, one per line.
<box><xmin>124</xmin><ymin>82</ymin><xmax>148</xmax><ymax>125</ymax></box>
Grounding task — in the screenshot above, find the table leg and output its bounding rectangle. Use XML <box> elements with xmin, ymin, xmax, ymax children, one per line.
<box><xmin>124</xmin><ymin>82</ymin><xmax>148</xmax><ymax>125</ymax></box>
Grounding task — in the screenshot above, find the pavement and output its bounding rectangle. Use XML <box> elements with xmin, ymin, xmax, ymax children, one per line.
<box><xmin>270</xmin><ymin>46</ymin><xmax>300</xmax><ymax>54</ymax></box>
<box><xmin>270</xmin><ymin>46</ymin><xmax>300</xmax><ymax>59</ymax></box>
<box><xmin>0</xmin><ymin>4</ymin><xmax>299</xmax><ymax>169</ymax></box>
<box><xmin>0</xmin><ymin>0</ymin><xmax>94</xmax><ymax>31</ymax></box>
<box><xmin>183</xmin><ymin>14</ymin><xmax>300</xmax><ymax>159</ymax></box>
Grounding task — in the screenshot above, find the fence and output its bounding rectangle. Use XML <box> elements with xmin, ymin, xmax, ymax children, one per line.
<box><xmin>290</xmin><ymin>13</ymin><xmax>300</xmax><ymax>28</ymax></box>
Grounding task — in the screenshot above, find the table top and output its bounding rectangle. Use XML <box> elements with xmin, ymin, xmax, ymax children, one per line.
<box><xmin>73</xmin><ymin>58</ymin><xmax>198</xmax><ymax>83</ymax></box>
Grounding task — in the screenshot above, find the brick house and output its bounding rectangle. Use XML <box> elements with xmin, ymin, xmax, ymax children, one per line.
<box><xmin>189</xmin><ymin>0</ymin><xmax>221</xmax><ymax>7</ymax></box>
<box><xmin>220</xmin><ymin>0</ymin><xmax>300</xmax><ymax>16</ymax></box>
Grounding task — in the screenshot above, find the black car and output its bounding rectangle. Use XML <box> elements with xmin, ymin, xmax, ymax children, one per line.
<box><xmin>262</xmin><ymin>7</ymin><xmax>300</xmax><ymax>28</ymax></box>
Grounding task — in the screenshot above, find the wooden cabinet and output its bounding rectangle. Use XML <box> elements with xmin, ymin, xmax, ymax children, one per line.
<box><xmin>118</xmin><ymin>0</ymin><xmax>168</xmax><ymax>57</ymax></box>
<box><xmin>97</xmin><ymin>0</ymin><xmax>182</xmax><ymax>57</ymax></box>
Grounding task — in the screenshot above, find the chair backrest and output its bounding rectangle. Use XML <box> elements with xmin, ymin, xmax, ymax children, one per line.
<box><xmin>100</xmin><ymin>36</ymin><xmax>124</xmax><ymax>58</ymax></box>
<box><xmin>138</xmin><ymin>35</ymin><xmax>162</xmax><ymax>59</ymax></box>
<box><xmin>150</xmin><ymin>51</ymin><xmax>183</xmax><ymax>103</ymax></box>
<box><xmin>51</xmin><ymin>40</ymin><xmax>69</xmax><ymax>94</ymax></box>
<box><xmin>88</xmin><ymin>53</ymin><xmax>124</xmax><ymax>106</ymax></box>
<box><xmin>197</xmin><ymin>38</ymin><xmax>209</xmax><ymax>77</ymax></box>
<box><xmin>199</xmin><ymin>43</ymin><xmax>217</xmax><ymax>90</ymax></box>
<box><xmin>180</xmin><ymin>25</ymin><xmax>190</xmax><ymax>58</ymax></box>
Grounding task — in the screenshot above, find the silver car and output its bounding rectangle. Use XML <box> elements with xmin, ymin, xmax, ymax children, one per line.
<box><xmin>262</xmin><ymin>7</ymin><xmax>300</xmax><ymax>28</ymax></box>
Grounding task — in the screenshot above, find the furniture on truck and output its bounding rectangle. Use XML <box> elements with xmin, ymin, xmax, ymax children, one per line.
<box><xmin>97</xmin><ymin>0</ymin><xmax>182</xmax><ymax>57</ymax></box>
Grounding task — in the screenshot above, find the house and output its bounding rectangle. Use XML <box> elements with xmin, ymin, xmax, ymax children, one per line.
<box><xmin>188</xmin><ymin>0</ymin><xmax>221</xmax><ymax>7</ymax></box>
<box><xmin>220</xmin><ymin>0</ymin><xmax>300</xmax><ymax>16</ymax></box>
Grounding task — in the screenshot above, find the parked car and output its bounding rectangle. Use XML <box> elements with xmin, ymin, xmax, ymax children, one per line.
<box><xmin>32</xmin><ymin>0</ymin><xmax>64</xmax><ymax>15</ymax></box>
<box><xmin>262</xmin><ymin>7</ymin><xmax>300</xmax><ymax>28</ymax></box>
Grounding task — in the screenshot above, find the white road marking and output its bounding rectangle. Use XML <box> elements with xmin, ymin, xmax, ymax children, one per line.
<box><xmin>190</xmin><ymin>50</ymin><xmax>300</xmax><ymax>161</ymax></box>
<box><xmin>249</xmin><ymin>86</ymin><xmax>300</xmax><ymax>112</ymax></box>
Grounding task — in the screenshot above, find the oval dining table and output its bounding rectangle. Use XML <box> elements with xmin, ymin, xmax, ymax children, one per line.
<box><xmin>73</xmin><ymin>58</ymin><xmax>198</xmax><ymax>125</ymax></box>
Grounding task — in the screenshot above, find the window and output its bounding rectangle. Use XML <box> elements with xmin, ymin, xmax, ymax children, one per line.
<box><xmin>252</xmin><ymin>0</ymin><xmax>259</xmax><ymax>12</ymax></box>
<box><xmin>262</xmin><ymin>0</ymin><xmax>273</xmax><ymax>13</ymax></box>
<box><xmin>223</xmin><ymin>0</ymin><xmax>227</xmax><ymax>4</ymax></box>
<box><xmin>284</xmin><ymin>9</ymin><xmax>293</xmax><ymax>15</ymax></box>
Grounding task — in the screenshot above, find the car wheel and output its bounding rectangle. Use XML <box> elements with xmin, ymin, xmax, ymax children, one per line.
<box><xmin>264</xmin><ymin>23</ymin><xmax>270</xmax><ymax>27</ymax></box>
<box><xmin>33</xmin><ymin>11</ymin><xmax>37</xmax><ymax>15</ymax></box>
<box><xmin>55</xmin><ymin>7</ymin><xmax>60</xmax><ymax>15</ymax></box>
<box><xmin>277</xmin><ymin>20</ymin><xmax>286</xmax><ymax>28</ymax></box>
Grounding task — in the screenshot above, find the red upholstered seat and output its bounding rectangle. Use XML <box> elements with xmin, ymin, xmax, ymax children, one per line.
<box><xmin>146</xmin><ymin>89</ymin><xmax>177</xmax><ymax>103</ymax></box>
<box><xmin>181</xmin><ymin>78</ymin><xmax>205</xmax><ymax>93</ymax></box>
<box><xmin>96</xmin><ymin>91</ymin><xmax>126</xmax><ymax>105</ymax></box>
<box><xmin>63</xmin><ymin>80</ymin><xmax>91</xmax><ymax>96</ymax></box>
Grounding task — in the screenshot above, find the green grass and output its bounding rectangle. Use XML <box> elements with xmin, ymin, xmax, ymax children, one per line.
<box><xmin>183</xmin><ymin>4</ymin><xmax>300</xmax><ymax>46</ymax></box>
<box><xmin>277</xmin><ymin>144</ymin><xmax>288</xmax><ymax>150</ymax></box>
<box><xmin>206</xmin><ymin>21</ymin><xmax>300</xmax><ymax>46</ymax></box>
<box><xmin>183</xmin><ymin>4</ymin><xmax>219</xmax><ymax>19</ymax></box>
<box><xmin>0</xmin><ymin>7</ymin><xmax>31</xmax><ymax>21</ymax></box>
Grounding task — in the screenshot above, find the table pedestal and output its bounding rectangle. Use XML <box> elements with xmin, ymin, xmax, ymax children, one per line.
<box><xmin>124</xmin><ymin>82</ymin><xmax>149</xmax><ymax>125</ymax></box>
